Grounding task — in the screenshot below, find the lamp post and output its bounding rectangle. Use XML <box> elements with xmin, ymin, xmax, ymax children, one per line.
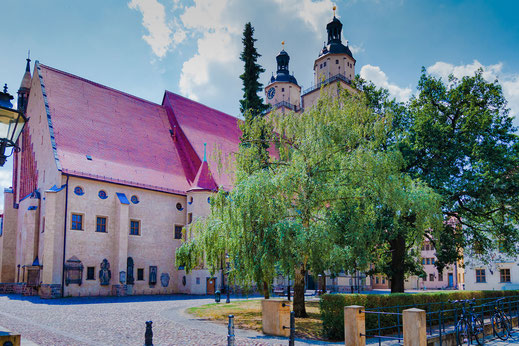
<box><xmin>0</xmin><ymin>84</ymin><xmax>27</xmax><ymax>166</ymax></box>
<box><xmin>225</xmin><ymin>254</ymin><xmax>230</xmax><ymax>303</ymax></box>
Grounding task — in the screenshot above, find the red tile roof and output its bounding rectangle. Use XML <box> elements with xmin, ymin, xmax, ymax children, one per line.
<box><xmin>37</xmin><ymin>64</ymin><xmax>243</xmax><ymax>195</ymax></box>
<box><xmin>163</xmin><ymin>91</ymin><xmax>242</xmax><ymax>190</ymax></box>
<box><xmin>39</xmin><ymin>64</ymin><xmax>190</xmax><ymax>194</ymax></box>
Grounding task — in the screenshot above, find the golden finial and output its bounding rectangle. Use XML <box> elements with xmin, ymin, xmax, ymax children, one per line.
<box><xmin>333</xmin><ymin>5</ymin><xmax>336</xmax><ymax>16</ymax></box>
<box><xmin>282</xmin><ymin>41</ymin><xmax>285</xmax><ymax>49</ymax></box>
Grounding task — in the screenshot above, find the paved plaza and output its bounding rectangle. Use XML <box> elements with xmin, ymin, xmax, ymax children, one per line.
<box><xmin>0</xmin><ymin>294</ymin><xmax>342</xmax><ymax>346</ymax></box>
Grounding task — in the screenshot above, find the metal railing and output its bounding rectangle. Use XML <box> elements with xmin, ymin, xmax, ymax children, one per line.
<box><xmin>362</xmin><ymin>295</ymin><xmax>519</xmax><ymax>346</ymax></box>
<box><xmin>301</xmin><ymin>73</ymin><xmax>352</xmax><ymax>95</ymax></box>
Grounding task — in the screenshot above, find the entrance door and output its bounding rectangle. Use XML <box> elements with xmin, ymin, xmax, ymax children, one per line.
<box><xmin>206</xmin><ymin>277</ymin><xmax>216</xmax><ymax>295</ymax></box>
<box><xmin>448</xmin><ymin>273</ymin><xmax>454</xmax><ymax>287</ymax></box>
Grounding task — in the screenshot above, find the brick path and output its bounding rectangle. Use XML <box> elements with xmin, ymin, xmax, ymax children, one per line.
<box><xmin>0</xmin><ymin>294</ymin><xmax>341</xmax><ymax>345</ymax></box>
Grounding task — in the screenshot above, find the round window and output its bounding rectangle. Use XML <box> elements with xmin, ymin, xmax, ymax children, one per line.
<box><xmin>176</xmin><ymin>203</ymin><xmax>183</xmax><ymax>211</ymax></box>
<box><xmin>74</xmin><ymin>186</ymin><xmax>84</xmax><ymax>196</ymax></box>
<box><xmin>131</xmin><ymin>195</ymin><xmax>139</xmax><ymax>204</ymax></box>
<box><xmin>98</xmin><ymin>190</ymin><xmax>108</xmax><ymax>199</ymax></box>
<box><xmin>188</xmin><ymin>196</ymin><xmax>193</xmax><ymax>205</ymax></box>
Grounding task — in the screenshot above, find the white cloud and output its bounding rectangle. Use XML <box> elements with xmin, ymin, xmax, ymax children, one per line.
<box><xmin>349</xmin><ymin>43</ymin><xmax>364</xmax><ymax>55</ymax></box>
<box><xmin>272</xmin><ymin>0</ymin><xmax>335</xmax><ymax>37</ymax></box>
<box><xmin>179</xmin><ymin>30</ymin><xmax>241</xmax><ymax>100</ymax></box>
<box><xmin>360</xmin><ymin>64</ymin><xmax>412</xmax><ymax>102</ymax></box>
<box><xmin>427</xmin><ymin>60</ymin><xmax>519</xmax><ymax>125</ymax></box>
<box><xmin>128</xmin><ymin>0</ymin><xmax>179</xmax><ymax>58</ymax></box>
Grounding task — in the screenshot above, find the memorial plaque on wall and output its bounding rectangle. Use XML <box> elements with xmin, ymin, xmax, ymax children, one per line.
<box><xmin>99</xmin><ymin>259</ymin><xmax>112</xmax><ymax>286</ymax></box>
<box><xmin>65</xmin><ymin>256</ymin><xmax>84</xmax><ymax>286</ymax></box>
<box><xmin>149</xmin><ymin>266</ymin><xmax>157</xmax><ymax>285</ymax></box>
<box><xmin>160</xmin><ymin>273</ymin><xmax>170</xmax><ymax>287</ymax></box>
<box><xmin>27</xmin><ymin>267</ymin><xmax>41</xmax><ymax>287</ymax></box>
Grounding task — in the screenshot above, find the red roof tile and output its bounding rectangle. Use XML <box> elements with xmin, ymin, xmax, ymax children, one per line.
<box><xmin>39</xmin><ymin>64</ymin><xmax>191</xmax><ymax>194</ymax></box>
<box><xmin>163</xmin><ymin>92</ymin><xmax>243</xmax><ymax>190</ymax></box>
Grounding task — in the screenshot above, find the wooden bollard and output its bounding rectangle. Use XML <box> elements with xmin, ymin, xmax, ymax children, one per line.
<box><xmin>344</xmin><ymin>305</ymin><xmax>365</xmax><ymax>346</ymax></box>
<box><xmin>403</xmin><ymin>308</ymin><xmax>426</xmax><ymax>346</ymax></box>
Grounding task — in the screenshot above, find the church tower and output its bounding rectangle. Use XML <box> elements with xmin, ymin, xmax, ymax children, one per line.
<box><xmin>302</xmin><ymin>6</ymin><xmax>356</xmax><ymax>109</ymax></box>
<box><xmin>264</xmin><ymin>42</ymin><xmax>301</xmax><ymax>114</ymax></box>
<box><xmin>17</xmin><ymin>54</ymin><xmax>31</xmax><ymax>113</ymax></box>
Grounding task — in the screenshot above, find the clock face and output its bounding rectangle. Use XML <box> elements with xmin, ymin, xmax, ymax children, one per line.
<box><xmin>267</xmin><ymin>87</ymin><xmax>275</xmax><ymax>100</ymax></box>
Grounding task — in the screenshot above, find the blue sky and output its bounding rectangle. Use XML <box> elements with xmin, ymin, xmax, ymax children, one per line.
<box><xmin>1</xmin><ymin>0</ymin><xmax>518</xmax><ymax>208</ymax></box>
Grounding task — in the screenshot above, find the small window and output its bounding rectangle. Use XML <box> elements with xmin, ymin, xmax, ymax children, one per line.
<box><xmin>196</xmin><ymin>277</ymin><xmax>200</xmax><ymax>285</ymax></box>
<box><xmin>281</xmin><ymin>88</ymin><xmax>285</xmax><ymax>92</ymax></box>
<box><xmin>137</xmin><ymin>268</ymin><xmax>144</xmax><ymax>281</ymax></box>
<box><xmin>336</xmin><ymin>59</ymin><xmax>339</xmax><ymax>64</ymax></box>
<box><xmin>96</xmin><ymin>217</ymin><xmax>107</xmax><ymax>233</ymax></box>
<box><xmin>71</xmin><ymin>213</ymin><xmax>83</xmax><ymax>230</ymax></box>
<box><xmin>422</xmin><ymin>258</ymin><xmax>425</xmax><ymax>265</ymax></box>
<box><xmin>500</xmin><ymin>268</ymin><xmax>511</xmax><ymax>283</ymax></box>
<box><xmin>188</xmin><ymin>213</ymin><xmax>193</xmax><ymax>224</ymax></box>
<box><xmin>426</xmin><ymin>258</ymin><xmax>430</xmax><ymax>265</ymax></box>
<box><xmin>382</xmin><ymin>278</ymin><xmax>385</xmax><ymax>284</ymax></box>
<box><xmin>131</xmin><ymin>195</ymin><xmax>139</xmax><ymax>204</ymax></box>
<box><xmin>74</xmin><ymin>186</ymin><xmax>84</xmax><ymax>196</ymax></box>
<box><xmin>476</xmin><ymin>269</ymin><xmax>486</xmax><ymax>283</ymax></box>
<box><xmin>375</xmin><ymin>277</ymin><xmax>379</xmax><ymax>284</ymax></box>
<box><xmin>130</xmin><ymin>220</ymin><xmax>140</xmax><ymax>235</ymax></box>
<box><xmin>86</xmin><ymin>267</ymin><xmax>95</xmax><ymax>280</ymax></box>
<box><xmin>438</xmin><ymin>273</ymin><xmax>443</xmax><ymax>281</ymax></box>
<box><xmin>429</xmin><ymin>274</ymin><xmax>434</xmax><ymax>282</ymax></box>
<box><xmin>42</xmin><ymin>217</ymin><xmax>45</xmax><ymax>233</ymax></box>
<box><xmin>176</xmin><ymin>203</ymin><xmax>183</xmax><ymax>211</ymax></box>
<box><xmin>431</xmin><ymin>258</ymin><xmax>435</xmax><ymax>264</ymax></box>
<box><xmin>320</xmin><ymin>64</ymin><xmax>322</xmax><ymax>68</ymax></box>
<box><xmin>323</xmin><ymin>61</ymin><xmax>327</xmax><ymax>67</ymax></box>
<box><xmin>98</xmin><ymin>190</ymin><xmax>108</xmax><ymax>199</ymax></box>
<box><xmin>425</xmin><ymin>244</ymin><xmax>430</xmax><ymax>251</ymax></box>
<box><xmin>174</xmin><ymin>225</ymin><xmax>183</xmax><ymax>240</ymax></box>
<box><xmin>188</xmin><ymin>196</ymin><xmax>193</xmax><ymax>205</ymax></box>
<box><xmin>423</xmin><ymin>275</ymin><xmax>427</xmax><ymax>282</ymax></box>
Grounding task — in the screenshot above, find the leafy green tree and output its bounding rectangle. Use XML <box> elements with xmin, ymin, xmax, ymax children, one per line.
<box><xmin>404</xmin><ymin>69</ymin><xmax>519</xmax><ymax>274</ymax></box>
<box><xmin>239</xmin><ymin>22</ymin><xmax>268</xmax><ymax>118</ymax></box>
<box><xmin>354</xmin><ymin>70</ymin><xmax>519</xmax><ymax>292</ymax></box>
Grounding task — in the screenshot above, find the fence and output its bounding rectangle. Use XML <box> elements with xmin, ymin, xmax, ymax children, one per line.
<box><xmin>350</xmin><ymin>295</ymin><xmax>519</xmax><ymax>345</ymax></box>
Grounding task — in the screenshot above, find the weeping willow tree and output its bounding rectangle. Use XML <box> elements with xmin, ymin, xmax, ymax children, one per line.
<box><xmin>176</xmin><ymin>89</ymin><xmax>442</xmax><ymax>317</ymax></box>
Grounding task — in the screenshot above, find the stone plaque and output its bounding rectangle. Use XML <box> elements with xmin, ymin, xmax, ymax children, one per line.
<box><xmin>119</xmin><ymin>271</ymin><xmax>126</xmax><ymax>284</ymax></box>
<box><xmin>64</xmin><ymin>256</ymin><xmax>84</xmax><ymax>286</ymax></box>
<box><xmin>127</xmin><ymin>257</ymin><xmax>134</xmax><ymax>285</ymax></box>
<box><xmin>160</xmin><ymin>273</ymin><xmax>170</xmax><ymax>287</ymax></box>
<box><xmin>149</xmin><ymin>266</ymin><xmax>157</xmax><ymax>285</ymax></box>
<box><xmin>99</xmin><ymin>259</ymin><xmax>111</xmax><ymax>286</ymax></box>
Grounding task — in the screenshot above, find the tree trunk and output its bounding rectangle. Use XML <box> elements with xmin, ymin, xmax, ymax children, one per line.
<box><xmin>293</xmin><ymin>265</ymin><xmax>308</xmax><ymax>317</ymax></box>
<box><xmin>390</xmin><ymin>234</ymin><xmax>406</xmax><ymax>293</ymax></box>
<box><xmin>263</xmin><ymin>281</ymin><xmax>270</xmax><ymax>299</ymax></box>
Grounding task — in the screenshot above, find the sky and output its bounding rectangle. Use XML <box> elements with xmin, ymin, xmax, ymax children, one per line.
<box><xmin>0</xmin><ymin>0</ymin><xmax>518</xmax><ymax>209</ymax></box>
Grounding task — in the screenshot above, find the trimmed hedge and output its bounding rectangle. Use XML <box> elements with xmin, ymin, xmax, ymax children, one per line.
<box><xmin>320</xmin><ymin>290</ymin><xmax>519</xmax><ymax>340</ymax></box>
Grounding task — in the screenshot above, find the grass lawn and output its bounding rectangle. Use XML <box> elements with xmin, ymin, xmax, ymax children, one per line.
<box><xmin>187</xmin><ymin>299</ymin><xmax>325</xmax><ymax>340</ymax></box>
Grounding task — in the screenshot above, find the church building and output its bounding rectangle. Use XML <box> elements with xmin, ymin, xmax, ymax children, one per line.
<box><xmin>0</xmin><ymin>9</ymin><xmax>370</xmax><ymax>298</ymax></box>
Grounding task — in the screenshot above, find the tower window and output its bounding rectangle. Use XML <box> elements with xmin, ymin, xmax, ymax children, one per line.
<box><xmin>336</xmin><ymin>59</ymin><xmax>339</xmax><ymax>64</ymax></box>
<box><xmin>282</xmin><ymin>88</ymin><xmax>284</xmax><ymax>92</ymax></box>
<box><xmin>323</xmin><ymin>62</ymin><xmax>327</xmax><ymax>67</ymax></box>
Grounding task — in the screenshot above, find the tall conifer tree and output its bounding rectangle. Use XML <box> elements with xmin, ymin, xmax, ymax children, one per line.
<box><xmin>239</xmin><ymin>22</ymin><xmax>267</xmax><ymax>118</ymax></box>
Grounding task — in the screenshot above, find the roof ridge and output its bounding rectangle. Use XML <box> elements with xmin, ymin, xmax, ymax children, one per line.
<box><xmin>165</xmin><ymin>90</ymin><xmax>242</xmax><ymax>122</ymax></box>
<box><xmin>38</xmin><ymin>63</ymin><xmax>163</xmax><ymax>108</ymax></box>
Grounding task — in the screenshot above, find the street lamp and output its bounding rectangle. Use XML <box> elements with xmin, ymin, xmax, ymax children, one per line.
<box><xmin>0</xmin><ymin>84</ymin><xmax>27</xmax><ymax>166</ymax></box>
<box><xmin>225</xmin><ymin>254</ymin><xmax>230</xmax><ymax>303</ymax></box>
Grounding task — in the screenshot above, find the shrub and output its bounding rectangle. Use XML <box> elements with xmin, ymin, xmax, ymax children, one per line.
<box><xmin>320</xmin><ymin>290</ymin><xmax>519</xmax><ymax>340</ymax></box>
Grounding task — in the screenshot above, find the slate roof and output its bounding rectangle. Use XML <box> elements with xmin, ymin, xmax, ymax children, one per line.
<box><xmin>38</xmin><ymin>63</ymin><xmax>242</xmax><ymax>195</ymax></box>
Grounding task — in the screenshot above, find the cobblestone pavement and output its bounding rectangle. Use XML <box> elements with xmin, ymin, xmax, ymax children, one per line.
<box><xmin>0</xmin><ymin>294</ymin><xmax>341</xmax><ymax>346</ymax></box>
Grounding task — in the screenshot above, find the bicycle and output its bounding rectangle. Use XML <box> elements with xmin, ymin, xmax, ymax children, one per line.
<box><xmin>491</xmin><ymin>297</ymin><xmax>512</xmax><ymax>340</ymax></box>
<box><xmin>450</xmin><ymin>298</ymin><xmax>485</xmax><ymax>345</ymax></box>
